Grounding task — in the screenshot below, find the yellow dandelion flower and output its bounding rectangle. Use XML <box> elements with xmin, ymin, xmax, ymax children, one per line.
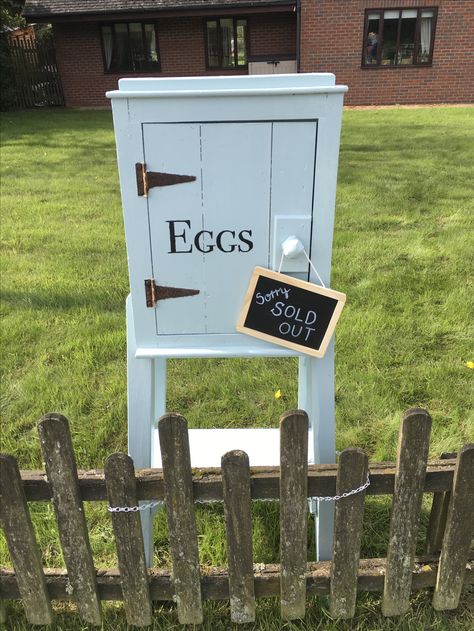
<box><xmin>274</xmin><ymin>389</ymin><xmax>282</xmax><ymax>399</ymax></box>
<box><xmin>466</xmin><ymin>361</ymin><xmax>474</xmax><ymax>369</ymax></box>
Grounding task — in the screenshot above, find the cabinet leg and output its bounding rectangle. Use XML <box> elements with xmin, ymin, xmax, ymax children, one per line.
<box><xmin>298</xmin><ymin>343</ymin><xmax>336</xmax><ymax>561</ymax></box>
<box><xmin>127</xmin><ymin>295</ymin><xmax>155</xmax><ymax>566</ymax></box>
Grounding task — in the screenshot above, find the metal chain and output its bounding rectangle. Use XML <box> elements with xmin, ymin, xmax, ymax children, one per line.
<box><xmin>108</xmin><ymin>501</ymin><xmax>161</xmax><ymax>513</ymax></box>
<box><xmin>107</xmin><ymin>475</ymin><xmax>370</xmax><ymax>512</ymax></box>
<box><xmin>313</xmin><ymin>473</ymin><xmax>371</xmax><ymax>502</ymax></box>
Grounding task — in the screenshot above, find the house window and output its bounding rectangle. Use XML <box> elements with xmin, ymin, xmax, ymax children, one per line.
<box><xmin>206</xmin><ymin>18</ymin><xmax>248</xmax><ymax>68</ymax></box>
<box><xmin>363</xmin><ymin>8</ymin><xmax>437</xmax><ymax>66</ymax></box>
<box><xmin>101</xmin><ymin>23</ymin><xmax>160</xmax><ymax>72</ymax></box>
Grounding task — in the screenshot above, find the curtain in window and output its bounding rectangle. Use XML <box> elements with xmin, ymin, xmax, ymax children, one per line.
<box><xmin>420</xmin><ymin>17</ymin><xmax>432</xmax><ymax>57</ymax></box>
<box><xmin>102</xmin><ymin>26</ymin><xmax>113</xmax><ymax>70</ymax></box>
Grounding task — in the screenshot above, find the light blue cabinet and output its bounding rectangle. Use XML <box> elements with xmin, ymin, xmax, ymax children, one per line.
<box><xmin>108</xmin><ymin>73</ymin><xmax>347</xmax><ymax>563</ymax></box>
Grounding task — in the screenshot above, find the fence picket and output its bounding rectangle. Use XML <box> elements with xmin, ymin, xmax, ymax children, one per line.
<box><xmin>158</xmin><ymin>414</ymin><xmax>203</xmax><ymax>625</ymax></box>
<box><xmin>222</xmin><ymin>450</ymin><xmax>255</xmax><ymax>623</ymax></box>
<box><xmin>280</xmin><ymin>410</ymin><xmax>308</xmax><ymax>620</ymax></box>
<box><xmin>432</xmin><ymin>444</ymin><xmax>474</xmax><ymax>610</ymax></box>
<box><xmin>0</xmin><ymin>455</ymin><xmax>53</xmax><ymax>625</ymax></box>
<box><xmin>382</xmin><ymin>408</ymin><xmax>432</xmax><ymax>616</ymax></box>
<box><xmin>330</xmin><ymin>448</ymin><xmax>368</xmax><ymax>619</ymax></box>
<box><xmin>105</xmin><ymin>453</ymin><xmax>152</xmax><ymax>626</ymax></box>
<box><xmin>426</xmin><ymin>452</ymin><xmax>456</xmax><ymax>554</ymax></box>
<box><xmin>37</xmin><ymin>414</ymin><xmax>102</xmax><ymax>626</ymax></box>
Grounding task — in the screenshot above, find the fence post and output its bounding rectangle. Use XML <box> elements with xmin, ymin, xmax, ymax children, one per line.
<box><xmin>222</xmin><ymin>450</ymin><xmax>255</xmax><ymax>624</ymax></box>
<box><xmin>330</xmin><ymin>448</ymin><xmax>368</xmax><ymax>619</ymax></box>
<box><xmin>382</xmin><ymin>408</ymin><xmax>432</xmax><ymax>617</ymax></box>
<box><xmin>432</xmin><ymin>444</ymin><xmax>474</xmax><ymax>610</ymax></box>
<box><xmin>280</xmin><ymin>410</ymin><xmax>308</xmax><ymax>620</ymax></box>
<box><xmin>37</xmin><ymin>413</ymin><xmax>102</xmax><ymax>626</ymax></box>
<box><xmin>105</xmin><ymin>453</ymin><xmax>152</xmax><ymax>626</ymax></box>
<box><xmin>0</xmin><ymin>455</ymin><xmax>53</xmax><ymax>625</ymax></box>
<box><xmin>158</xmin><ymin>413</ymin><xmax>203</xmax><ymax>625</ymax></box>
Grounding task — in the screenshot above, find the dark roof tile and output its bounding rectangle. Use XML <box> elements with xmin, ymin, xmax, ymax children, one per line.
<box><xmin>24</xmin><ymin>0</ymin><xmax>294</xmax><ymax>19</ymax></box>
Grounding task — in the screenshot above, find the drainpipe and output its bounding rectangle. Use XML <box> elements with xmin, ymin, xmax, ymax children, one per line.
<box><xmin>296</xmin><ymin>0</ymin><xmax>301</xmax><ymax>72</ymax></box>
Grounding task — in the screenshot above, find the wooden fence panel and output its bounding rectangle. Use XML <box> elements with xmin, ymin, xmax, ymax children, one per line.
<box><xmin>2</xmin><ymin>556</ymin><xmax>473</xmax><ymax>602</ymax></box>
<box><xmin>382</xmin><ymin>408</ymin><xmax>432</xmax><ymax>617</ymax></box>
<box><xmin>8</xmin><ymin>39</ymin><xmax>64</xmax><ymax>109</ymax></box>
<box><xmin>330</xmin><ymin>448</ymin><xmax>368</xmax><ymax>619</ymax></box>
<box><xmin>16</xmin><ymin>457</ymin><xmax>458</xmax><ymax>503</ymax></box>
<box><xmin>158</xmin><ymin>414</ymin><xmax>203</xmax><ymax>625</ymax></box>
<box><xmin>222</xmin><ymin>450</ymin><xmax>255</xmax><ymax>624</ymax></box>
<box><xmin>280</xmin><ymin>410</ymin><xmax>308</xmax><ymax>620</ymax></box>
<box><xmin>105</xmin><ymin>453</ymin><xmax>152</xmax><ymax>626</ymax></box>
<box><xmin>37</xmin><ymin>414</ymin><xmax>102</xmax><ymax>626</ymax></box>
<box><xmin>432</xmin><ymin>444</ymin><xmax>474</xmax><ymax>610</ymax></box>
<box><xmin>0</xmin><ymin>455</ymin><xmax>53</xmax><ymax>625</ymax></box>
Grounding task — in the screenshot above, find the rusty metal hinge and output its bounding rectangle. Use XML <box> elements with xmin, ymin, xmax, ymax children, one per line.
<box><xmin>145</xmin><ymin>279</ymin><xmax>200</xmax><ymax>308</ymax></box>
<box><xmin>136</xmin><ymin>163</ymin><xmax>196</xmax><ymax>197</ymax></box>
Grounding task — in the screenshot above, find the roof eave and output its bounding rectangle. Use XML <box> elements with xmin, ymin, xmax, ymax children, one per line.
<box><xmin>23</xmin><ymin>2</ymin><xmax>296</xmax><ymax>23</ymax></box>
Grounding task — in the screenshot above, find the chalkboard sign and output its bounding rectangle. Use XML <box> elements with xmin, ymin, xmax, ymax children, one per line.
<box><xmin>236</xmin><ymin>267</ymin><xmax>346</xmax><ymax>358</ymax></box>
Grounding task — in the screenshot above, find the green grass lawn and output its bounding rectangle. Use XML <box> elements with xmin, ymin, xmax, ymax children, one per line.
<box><xmin>1</xmin><ymin>106</ymin><xmax>473</xmax><ymax>629</ymax></box>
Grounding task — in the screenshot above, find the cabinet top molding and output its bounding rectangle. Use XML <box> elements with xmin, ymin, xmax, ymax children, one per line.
<box><xmin>106</xmin><ymin>73</ymin><xmax>348</xmax><ymax>100</ymax></box>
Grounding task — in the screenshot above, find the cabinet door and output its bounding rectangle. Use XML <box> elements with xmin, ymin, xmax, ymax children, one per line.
<box><xmin>143</xmin><ymin>121</ymin><xmax>317</xmax><ymax>337</ymax></box>
<box><xmin>143</xmin><ymin>122</ymin><xmax>272</xmax><ymax>335</ymax></box>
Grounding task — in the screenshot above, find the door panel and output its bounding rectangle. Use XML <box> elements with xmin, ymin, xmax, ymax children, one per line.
<box><xmin>143</xmin><ymin>122</ymin><xmax>272</xmax><ymax>335</ymax></box>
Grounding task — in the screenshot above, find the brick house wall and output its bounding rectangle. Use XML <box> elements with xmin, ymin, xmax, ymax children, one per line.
<box><xmin>300</xmin><ymin>0</ymin><xmax>474</xmax><ymax>105</ymax></box>
<box><xmin>53</xmin><ymin>13</ymin><xmax>296</xmax><ymax>107</ymax></box>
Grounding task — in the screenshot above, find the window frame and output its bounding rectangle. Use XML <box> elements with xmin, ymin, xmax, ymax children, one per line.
<box><xmin>204</xmin><ymin>17</ymin><xmax>249</xmax><ymax>70</ymax></box>
<box><xmin>99</xmin><ymin>21</ymin><xmax>161</xmax><ymax>74</ymax></box>
<box><xmin>361</xmin><ymin>7</ymin><xmax>438</xmax><ymax>69</ymax></box>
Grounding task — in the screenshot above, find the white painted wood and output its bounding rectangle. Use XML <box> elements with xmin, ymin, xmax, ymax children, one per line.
<box><xmin>134</xmin><ymin>343</ymin><xmax>299</xmax><ymax>359</ymax></box>
<box><xmin>126</xmin><ymin>294</ymin><xmax>155</xmax><ymax>565</ymax></box>
<box><xmin>152</xmin><ymin>428</ymin><xmax>281</xmax><ymax>468</ymax></box>
<box><xmin>144</xmin><ymin>123</ymin><xmax>205</xmax><ymax>334</ymax></box>
<box><xmin>108</xmin><ymin>73</ymin><xmax>341</xmax><ymax>96</ymax></box>
<box><xmin>200</xmin><ymin>123</ymin><xmax>272</xmax><ymax>333</ymax></box>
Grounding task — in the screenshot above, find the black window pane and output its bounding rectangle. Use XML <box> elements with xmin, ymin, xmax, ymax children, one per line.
<box><xmin>398</xmin><ymin>10</ymin><xmax>417</xmax><ymax>64</ymax></box>
<box><xmin>416</xmin><ymin>11</ymin><xmax>434</xmax><ymax>63</ymax></box>
<box><xmin>111</xmin><ymin>24</ymin><xmax>130</xmax><ymax>71</ymax></box>
<box><xmin>237</xmin><ymin>20</ymin><xmax>247</xmax><ymax>66</ymax></box>
<box><xmin>144</xmin><ymin>24</ymin><xmax>159</xmax><ymax>64</ymax></box>
<box><xmin>207</xmin><ymin>21</ymin><xmax>219</xmax><ymax>67</ymax></box>
<box><xmin>366</xmin><ymin>14</ymin><xmax>380</xmax><ymax>64</ymax></box>
<box><xmin>101</xmin><ymin>25</ymin><xmax>113</xmax><ymax>70</ymax></box>
<box><xmin>129</xmin><ymin>23</ymin><xmax>145</xmax><ymax>71</ymax></box>
<box><xmin>220</xmin><ymin>18</ymin><xmax>235</xmax><ymax>68</ymax></box>
<box><xmin>381</xmin><ymin>11</ymin><xmax>399</xmax><ymax>65</ymax></box>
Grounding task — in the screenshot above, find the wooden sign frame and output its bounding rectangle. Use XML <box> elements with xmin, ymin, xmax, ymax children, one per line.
<box><xmin>236</xmin><ymin>267</ymin><xmax>346</xmax><ymax>358</ymax></box>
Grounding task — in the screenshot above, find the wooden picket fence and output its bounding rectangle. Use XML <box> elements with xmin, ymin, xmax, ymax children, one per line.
<box><xmin>7</xmin><ymin>38</ymin><xmax>64</xmax><ymax>109</ymax></box>
<box><xmin>0</xmin><ymin>408</ymin><xmax>473</xmax><ymax>626</ymax></box>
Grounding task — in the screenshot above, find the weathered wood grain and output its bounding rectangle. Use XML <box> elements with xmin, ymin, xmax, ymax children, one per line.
<box><xmin>37</xmin><ymin>413</ymin><xmax>102</xmax><ymax>626</ymax></box>
<box><xmin>0</xmin><ymin>455</ymin><xmax>53</xmax><ymax>625</ymax></box>
<box><xmin>382</xmin><ymin>408</ymin><xmax>432</xmax><ymax>617</ymax></box>
<box><xmin>433</xmin><ymin>444</ymin><xmax>474</xmax><ymax>610</ymax></box>
<box><xmin>330</xmin><ymin>448</ymin><xmax>368</xmax><ymax>619</ymax></box>
<box><xmin>222</xmin><ymin>450</ymin><xmax>255</xmax><ymax>623</ymax></box>
<box><xmin>158</xmin><ymin>414</ymin><xmax>203</xmax><ymax>624</ymax></box>
<box><xmin>280</xmin><ymin>410</ymin><xmax>308</xmax><ymax>620</ymax></box>
<box><xmin>426</xmin><ymin>453</ymin><xmax>456</xmax><ymax>554</ymax></box>
<box><xmin>3</xmin><ymin>556</ymin><xmax>472</xmax><ymax>601</ymax></box>
<box><xmin>104</xmin><ymin>453</ymin><xmax>152</xmax><ymax>626</ymax></box>
<box><xmin>19</xmin><ymin>459</ymin><xmax>457</xmax><ymax>502</ymax></box>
